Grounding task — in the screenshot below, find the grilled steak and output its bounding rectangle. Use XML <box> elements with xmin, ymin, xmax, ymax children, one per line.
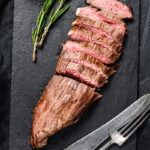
<box><xmin>31</xmin><ymin>0</ymin><xmax>133</xmax><ymax>148</ymax></box>
<box><xmin>76</xmin><ymin>6</ymin><xmax>126</xmax><ymax>33</ymax></box>
<box><xmin>60</xmin><ymin>50</ymin><xmax>116</xmax><ymax>79</ymax></box>
<box><xmin>68</xmin><ymin>27</ymin><xmax>122</xmax><ymax>54</ymax></box>
<box><xmin>56</xmin><ymin>58</ymin><xmax>108</xmax><ymax>88</ymax></box>
<box><xmin>63</xmin><ymin>40</ymin><xmax>119</xmax><ymax>64</ymax></box>
<box><xmin>72</xmin><ymin>17</ymin><xmax>124</xmax><ymax>42</ymax></box>
<box><xmin>86</xmin><ymin>0</ymin><xmax>133</xmax><ymax>19</ymax></box>
<box><xmin>98</xmin><ymin>10</ymin><xmax>125</xmax><ymax>23</ymax></box>
<box><xmin>30</xmin><ymin>75</ymin><xmax>101</xmax><ymax>148</ymax></box>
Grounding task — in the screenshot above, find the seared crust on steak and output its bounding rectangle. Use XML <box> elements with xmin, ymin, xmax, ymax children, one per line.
<box><xmin>30</xmin><ymin>0</ymin><xmax>133</xmax><ymax>148</ymax></box>
<box><xmin>30</xmin><ymin>75</ymin><xmax>101</xmax><ymax>148</ymax></box>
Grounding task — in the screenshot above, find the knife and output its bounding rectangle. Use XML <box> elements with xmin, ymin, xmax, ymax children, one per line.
<box><xmin>64</xmin><ymin>94</ymin><xmax>150</xmax><ymax>150</ymax></box>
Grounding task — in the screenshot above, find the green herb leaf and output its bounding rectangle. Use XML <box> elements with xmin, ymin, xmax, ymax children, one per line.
<box><xmin>32</xmin><ymin>0</ymin><xmax>71</xmax><ymax>62</ymax></box>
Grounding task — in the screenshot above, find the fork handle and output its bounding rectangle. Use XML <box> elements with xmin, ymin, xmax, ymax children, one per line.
<box><xmin>98</xmin><ymin>140</ymin><xmax>114</xmax><ymax>150</ymax></box>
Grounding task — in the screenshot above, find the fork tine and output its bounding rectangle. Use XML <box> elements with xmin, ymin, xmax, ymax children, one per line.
<box><xmin>122</xmin><ymin>106</ymin><xmax>150</xmax><ymax>136</ymax></box>
<box><xmin>99</xmin><ymin>107</ymin><xmax>150</xmax><ymax>150</ymax></box>
<box><xmin>125</xmin><ymin>110</ymin><xmax>150</xmax><ymax>139</ymax></box>
<box><xmin>119</xmin><ymin>102</ymin><xmax>150</xmax><ymax>134</ymax></box>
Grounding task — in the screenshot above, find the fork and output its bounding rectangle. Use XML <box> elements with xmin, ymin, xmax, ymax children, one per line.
<box><xmin>98</xmin><ymin>104</ymin><xmax>150</xmax><ymax>150</ymax></box>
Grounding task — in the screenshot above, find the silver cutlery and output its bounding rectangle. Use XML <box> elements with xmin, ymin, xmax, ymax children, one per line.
<box><xmin>65</xmin><ymin>94</ymin><xmax>150</xmax><ymax>150</ymax></box>
<box><xmin>98</xmin><ymin>101</ymin><xmax>150</xmax><ymax>150</ymax></box>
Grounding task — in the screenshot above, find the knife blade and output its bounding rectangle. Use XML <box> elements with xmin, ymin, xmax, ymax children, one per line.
<box><xmin>64</xmin><ymin>94</ymin><xmax>150</xmax><ymax>150</ymax></box>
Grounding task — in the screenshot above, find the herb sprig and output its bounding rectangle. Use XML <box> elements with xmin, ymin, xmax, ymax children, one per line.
<box><xmin>32</xmin><ymin>0</ymin><xmax>71</xmax><ymax>62</ymax></box>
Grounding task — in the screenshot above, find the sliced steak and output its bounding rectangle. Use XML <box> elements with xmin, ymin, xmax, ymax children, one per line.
<box><xmin>56</xmin><ymin>58</ymin><xmax>108</xmax><ymax>88</ymax></box>
<box><xmin>99</xmin><ymin>10</ymin><xmax>124</xmax><ymax>23</ymax></box>
<box><xmin>72</xmin><ymin>17</ymin><xmax>124</xmax><ymax>42</ymax></box>
<box><xmin>76</xmin><ymin>6</ymin><xmax>126</xmax><ymax>33</ymax></box>
<box><xmin>60</xmin><ymin>50</ymin><xmax>116</xmax><ymax>78</ymax></box>
<box><xmin>30</xmin><ymin>75</ymin><xmax>101</xmax><ymax>148</ymax></box>
<box><xmin>30</xmin><ymin>1</ymin><xmax>133</xmax><ymax>148</ymax></box>
<box><xmin>86</xmin><ymin>0</ymin><xmax>133</xmax><ymax>19</ymax></box>
<box><xmin>68</xmin><ymin>26</ymin><xmax>122</xmax><ymax>54</ymax></box>
<box><xmin>63</xmin><ymin>40</ymin><xmax>119</xmax><ymax>64</ymax></box>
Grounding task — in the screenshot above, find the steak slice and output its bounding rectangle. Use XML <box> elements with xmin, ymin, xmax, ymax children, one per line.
<box><xmin>76</xmin><ymin>6</ymin><xmax>126</xmax><ymax>33</ymax></box>
<box><xmin>63</xmin><ymin>40</ymin><xmax>119</xmax><ymax>64</ymax></box>
<box><xmin>72</xmin><ymin>17</ymin><xmax>124</xmax><ymax>42</ymax></box>
<box><xmin>86</xmin><ymin>0</ymin><xmax>133</xmax><ymax>19</ymax></box>
<box><xmin>99</xmin><ymin>10</ymin><xmax>124</xmax><ymax>23</ymax></box>
<box><xmin>56</xmin><ymin>58</ymin><xmax>108</xmax><ymax>88</ymax></box>
<box><xmin>68</xmin><ymin>26</ymin><xmax>122</xmax><ymax>54</ymax></box>
<box><xmin>60</xmin><ymin>50</ymin><xmax>116</xmax><ymax>79</ymax></box>
<box><xmin>30</xmin><ymin>75</ymin><xmax>101</xmax><ymax>148</ymax></box>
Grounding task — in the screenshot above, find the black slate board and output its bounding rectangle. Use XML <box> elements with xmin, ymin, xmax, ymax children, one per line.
<box><xmin>0</xmin><ymin>0</ymin><xmax>13</xmax><ymax>150</ymax></box>
<box><xmin>137</xmin><ymin>4</ymin><xmax>150</xmax><ymax>150</ymax></box>
<box><xmin>9</xmin><ymin>0</ymin><xmax>139</xmax><ymax>150</ymax></box>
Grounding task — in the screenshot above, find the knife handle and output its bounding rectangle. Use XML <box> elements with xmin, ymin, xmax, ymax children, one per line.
<box><xmin>98</xmin><ymin>140</ymin><xmax>114</xmax><ymax>150</ymax></box>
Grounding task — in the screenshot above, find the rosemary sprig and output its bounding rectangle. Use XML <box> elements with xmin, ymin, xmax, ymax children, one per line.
<box><xmin>32</xmin><ymin>0</ymin><xmax>55</xmax><ymax>62</ymax></box>
<box><xmin>32</xmin><ymin>0</ymin><xmax>71</xmax><ymax>62</ymax></box>
<box><xmin>38</xmin><ymin>1</ymin><xmax>71</xmax><ymax>47</ymax></box>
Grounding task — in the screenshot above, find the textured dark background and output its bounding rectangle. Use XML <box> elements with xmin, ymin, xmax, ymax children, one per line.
<box><xmin>9</xmin><ymin>0</ymin><xmax>139</xmax><ymax>149</ymax></box>
<box><xmin>0</xmin><ymin>0</ymin><xmax>13</xmax><ymax>150</ymax></box>
<box><xmin>0</xmin><ymin>0</ymin><xmax>150</xmax><ymax>150</ymax></box>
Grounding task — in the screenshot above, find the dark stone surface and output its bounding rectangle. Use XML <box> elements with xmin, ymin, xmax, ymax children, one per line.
<box><xmin>0</xmin><ymin>0</ymin><xmax>13</xmax><ymax>150</ymax></box>
<box><xmin>137</xmin><ymin>4</ymin><xmax>150</xmax><ymax>150</ymax></box>
<box><xmin>0</xmin><ymin>0</ymin><xmax>150</xmax><ymax>150</ymax></box>
<box><xmin>9</xmin><ymin>0</ymin><xmax>139</xmax><ymax>150</ymax></box>
<box><xmin>65</xmin><ymin>94</ymin><xmax>150</xmax><ymax>150</ymax></box>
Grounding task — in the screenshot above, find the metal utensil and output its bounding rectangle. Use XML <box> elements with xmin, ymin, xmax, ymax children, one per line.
<box><xmin>65</xmin><ymin>94</ymin><xmax>150</xmax><ymax>150</ymax></box>
<box><xmin>98</xmin><ymin>102</ymin><xmax>150</xmax><ymax>150</ymax></box>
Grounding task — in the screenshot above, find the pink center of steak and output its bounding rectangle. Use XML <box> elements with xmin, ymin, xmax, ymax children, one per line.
<box><xmin>86</xmin><ymin>0</ymin><xmax>133</xmax><ymax>19</ymax></box>
<box><xmin>68</xmin><ymin>27</ymin><xmax>121</xmax><ymax>53</ymax></box>
<box><xmin>60</xmin><ymin>50</ymin><xmax>116</xmax><ymax>79</ymax></box>
<box><xmin>72</xmin><ymin>17</ymin><xmax>125</xmax><ymax>42</ymax></box>
<box><xmin>64</xmin><ymin>70</ymin><xmax>101</xmax><ymax>87</ymax></box>
<box><xmin>56</xmin><ymin>59</ymin><xmax>107</xmax><ymax>88</ymax></box>
<box><xmin>67</xmin><ymin>59</ymin><xmax>106</xmax><ymax>78</ymax></box>
<box><xmin>63</xmin><ymin>40</ymin><xmax>119</xmax><ymax>64</ymax></box>
<box><xmin>72</xmin><ymin>22</ymin><xmax>122</xmax><ymax>44</ymax></box>
<box><xmin>76</xmin><ymin>6</ymin><xmax>126</xmax><ymax>33</ymax></box>
<box><xmin>68</xmin><ymin>29</ymin><xmax>110</xmax><ymax>51</ymax></box>
<box><xmin>66</xmin><ymin>70</ymin><xmax>106</xmax><ymax>88</ymax></box>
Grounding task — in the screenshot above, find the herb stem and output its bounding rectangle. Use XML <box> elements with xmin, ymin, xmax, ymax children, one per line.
<box><xmin>32</xmin><ymin>0</ymin><xmax>55</xmax><ymax>62</ymax></box>
<box><xmin>38</xmin><ymin>22</ymin><xmax>52</xmax><ymax>47</ymax></box>
<box><xmin>32</xmin><ymin>0</ymin><xmax>71</xmax><ymax>62</ymax></box>
<box><xmin>33</xmin><ymin>14</ymin><xmax>45</xmax><ymax>61</ymax></box>
<box><xmin>38</xmin><ymin>0</ymin><xmax>67</xmax><ymax>47</ymax></box>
